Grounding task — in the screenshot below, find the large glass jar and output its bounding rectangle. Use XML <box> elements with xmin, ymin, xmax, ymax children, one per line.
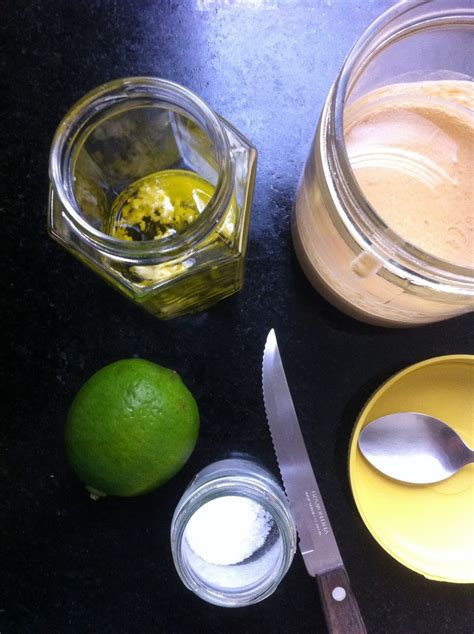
<box><xmin>48</xmin><ymin>78</ymin><xmax>257</xmax><ymax>319</ymax></box>
<box><xmin>293</xmin><ymin>1</ymin><xmax>474</xmax><ymax>326</ymax></box>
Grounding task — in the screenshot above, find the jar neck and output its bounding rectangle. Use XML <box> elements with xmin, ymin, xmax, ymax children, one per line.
<box><xmin>323</xmin><ymin>1</ymin><xmax>474</xmax><ymax>294</ymax></box>
<box><xmin>49</xmin><ymin>77</ymin><xmax>234</xmax><ymax>262</ymax></box>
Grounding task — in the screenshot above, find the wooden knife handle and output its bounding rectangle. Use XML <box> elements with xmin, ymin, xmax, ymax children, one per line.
<box><xmin>316</xmin><ymin>566</ymin><xmax>367</xmax><ymax>634</ymax></box>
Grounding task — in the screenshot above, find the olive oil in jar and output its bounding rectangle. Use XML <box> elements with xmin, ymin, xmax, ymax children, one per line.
<box><xmin>106</xmin><ymin>169</ymin><xmax>240</xmax><ymax>317</ymax></box>
<box><xmin>108</xmin><ymin>169</ymin><xmax>216</xmax><ymax>242</ymax></box>
<box><xmin>48</xmin><ymin>78</ymin><xmax>256</xmax><ymax>321</ymax></box>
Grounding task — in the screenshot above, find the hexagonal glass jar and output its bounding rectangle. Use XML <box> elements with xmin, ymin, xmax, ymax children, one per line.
<box><xmin>48</xmin><ymin>78</ymin><xmax>257</xmax><ymax>319</ymax></box>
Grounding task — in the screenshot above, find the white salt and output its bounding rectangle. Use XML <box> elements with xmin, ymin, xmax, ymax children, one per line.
<box><xmin>184</xmin><ymin>495</ymin><xmax>274</xmax><ymax>566</ymax></box>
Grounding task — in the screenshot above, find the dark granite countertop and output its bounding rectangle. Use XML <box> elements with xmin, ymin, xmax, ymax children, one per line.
<box><xmin>2</xmin><ymin>1</ymin><xmax>473</xmax><ymax>632</ymax></box>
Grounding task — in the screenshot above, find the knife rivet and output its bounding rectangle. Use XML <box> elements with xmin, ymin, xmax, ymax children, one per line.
<box><xmin>332</xmin><ymin>587</ymin><xmax>346</xmax><ymax>602</ymax></box>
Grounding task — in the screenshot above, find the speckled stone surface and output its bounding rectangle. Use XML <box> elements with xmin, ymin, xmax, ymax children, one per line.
<box><xmin>2</xmin><ymin>1</ymin><xmax>473</xmax><ymax>632</ymax></box>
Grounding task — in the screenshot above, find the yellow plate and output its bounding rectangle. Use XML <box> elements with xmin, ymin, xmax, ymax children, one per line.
<box><xmin>349</xmin><ymin>355</ymin><xmax>474</xmax><ymax>583</ymax></box>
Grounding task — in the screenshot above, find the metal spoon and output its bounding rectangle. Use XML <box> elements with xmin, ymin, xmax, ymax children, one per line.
<box><xmin>358</xmin><ymin>413</ymin><xmax>474</xmax><ymax>484</ymax></box>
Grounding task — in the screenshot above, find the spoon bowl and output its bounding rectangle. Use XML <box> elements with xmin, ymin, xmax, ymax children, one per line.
<box><xmin>358</xmin><ymin>412</ymin><xmax>474</xmax><ymax>484</ymax></box>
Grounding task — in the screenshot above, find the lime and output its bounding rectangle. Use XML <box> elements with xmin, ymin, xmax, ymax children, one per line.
<box><xmin>65</xmin><ymin>359</ymin><xmax>199</xmax><ymax>498</ymax></box>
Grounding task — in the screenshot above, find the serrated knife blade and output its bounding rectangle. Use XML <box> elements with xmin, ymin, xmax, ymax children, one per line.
<box><xmin>262</xmin><ymin>329</ymin><xmax>366</xmax><ymax>634</ymax></box>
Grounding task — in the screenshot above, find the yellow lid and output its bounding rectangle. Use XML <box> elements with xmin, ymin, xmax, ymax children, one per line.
<box><xmin>349</xmin><ymin>355</ymin><xmax>474</xmax><ymax>583</ymax></box>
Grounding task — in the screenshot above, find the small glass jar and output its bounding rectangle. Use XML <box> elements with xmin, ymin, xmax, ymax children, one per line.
<box><xmin>293</xmin><ymin>1</ymin><xmax>474</xmax><ymax>326</ymax></box>
<box><xmin>170</xmin><ymin>458</ymin><xmax>296</xmax><ymax>607</ymax></box>
<box><xmin>48</xmin><ymin>78</ymin><xmax>257</xmax><ymax>319</ymax></box>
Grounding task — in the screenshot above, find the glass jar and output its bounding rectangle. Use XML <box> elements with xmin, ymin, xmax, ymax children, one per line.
<box><xmin>170</xmin><ymin>458</ymin><xmax>296</xmax><ymax>607</ymax></box>
<box><xmin>48</xmin><ymin>78</ymin><xmax>257</xmax><ymax>319</ymax></box>
<box><xmin>293</xmin><ymin>1</ymin><xmax>474</xmax><ymax>326</ymax></box>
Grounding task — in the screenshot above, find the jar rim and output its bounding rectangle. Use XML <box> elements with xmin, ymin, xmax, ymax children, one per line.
<box><xmin>49</xmin><ymin>77</ymin><xmax>234</xmax><ymax>260</ymax></box>
<box><xmin>330</xmin><ymin>0</ymin><xmax>474</xmax><ymax>290</ymax></box>
<box><xmin>170</xmin><ymin>460</ymin><xmax>296</xmax><ymax>607</ymax></box>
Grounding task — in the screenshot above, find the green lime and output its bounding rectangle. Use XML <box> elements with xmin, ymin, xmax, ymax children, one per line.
<box><xmin>65</xmin><ymin>359</ymin><xmax>199</xmax><ymax>499</ymax></box>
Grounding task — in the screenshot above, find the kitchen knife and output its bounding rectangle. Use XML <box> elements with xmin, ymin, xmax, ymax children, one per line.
<box><xmin>262</xmin><ymin>329</ymin><xmax>366</xmax><ymax>634</ymax></box>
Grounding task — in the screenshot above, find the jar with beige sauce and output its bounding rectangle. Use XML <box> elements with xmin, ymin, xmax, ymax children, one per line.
<box><xmin>293</xmin><ymin>0</ymin><xmax>474</xmax><ymax>326</ymax></box>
